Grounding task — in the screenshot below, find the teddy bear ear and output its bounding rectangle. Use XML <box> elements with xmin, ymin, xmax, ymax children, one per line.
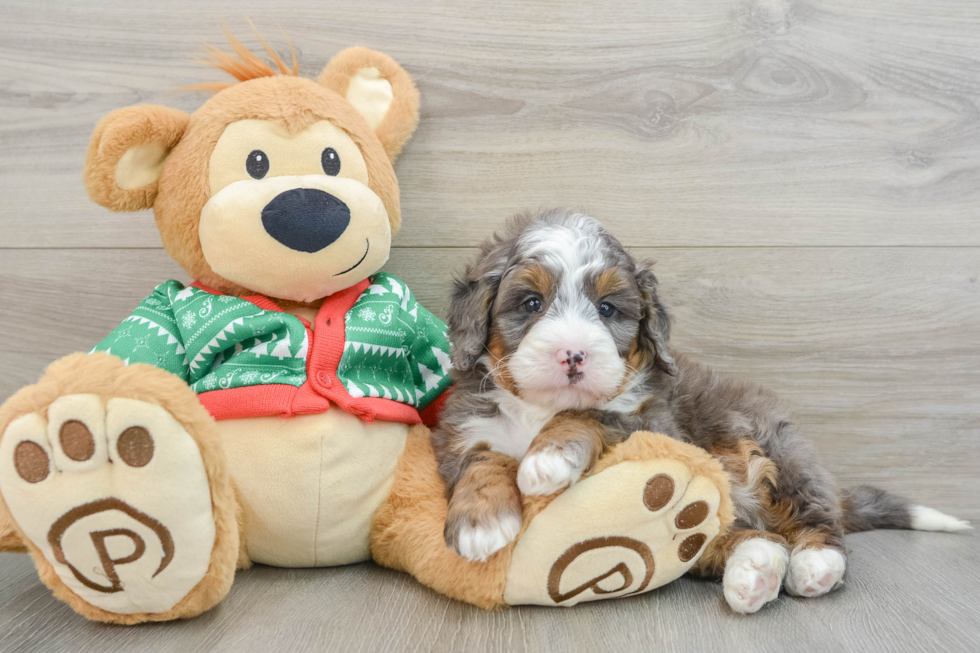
<box><xmin>317</xmin><ymin>47</ymin><xmax>420</xmax><ymax>161</ymax></box>
<box><xmin>83</xmin><ymin>105</ymin><xmax>189</xmax><ymax>212</ymax></box>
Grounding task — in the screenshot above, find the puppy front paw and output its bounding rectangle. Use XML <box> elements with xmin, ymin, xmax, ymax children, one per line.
<box><xmin>445</xmin><ymin>508</ymin><xmax>522</xmax><ymax>562</ymax></box>
<box><xmin>517</xmin><ymin>444</ymin><xmax>587</xmax><ymax>496</ymax></box>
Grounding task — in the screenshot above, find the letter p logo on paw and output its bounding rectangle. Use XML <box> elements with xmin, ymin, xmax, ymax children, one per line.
<box><xmin>546</xmin><ymin>536</ymin><xmax>656</xmax><ymax>603</ymax></box>
<box><xmin>47</xmin><ymin>498</ymin><xmax>174</xmax><ymax>594</ymax></box>
<box><xmin>504</xmin><ymin>458</ymin><xmax>723</xmax><ymax>606</ymax></box>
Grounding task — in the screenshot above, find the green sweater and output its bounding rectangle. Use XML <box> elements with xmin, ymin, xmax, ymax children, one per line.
<box><xmin>91</xmin><ymin>273</ymin><xmax>453</xmax><ymax>424</ymax></box>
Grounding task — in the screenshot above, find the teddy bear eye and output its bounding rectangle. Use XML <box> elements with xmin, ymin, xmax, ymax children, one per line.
<box><xmin>321</xmin><ymin>147</ymin><xmax>341</xmax><ymax>176</ymax></box>
<box><xmin>246</xmin><ymin>150</ymin><xmax>269</xmax><ymax>179</ymax></box>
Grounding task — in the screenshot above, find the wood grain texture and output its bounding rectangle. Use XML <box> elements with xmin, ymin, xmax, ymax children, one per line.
<box><xmin>1</xmin><ymin>530</ymin><xmax>978</xmax><ymax>653</ymax></box>
<box><xmin>1</xmin><ymin>0</ymin><xmax>979</xmax><ymax>247</ymax></box>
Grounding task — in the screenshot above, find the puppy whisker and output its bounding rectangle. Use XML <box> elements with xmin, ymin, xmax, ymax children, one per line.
<box><xmin>479</xmin><ymin>352</ymin><xmax>515</xmax><ymax>393</ymax></box>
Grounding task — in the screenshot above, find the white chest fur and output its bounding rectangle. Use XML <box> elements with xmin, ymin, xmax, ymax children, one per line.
<box><xmin>458</xmin><ymin>390</ymin><xmax>559</xmax><ymax>461</ymax></box>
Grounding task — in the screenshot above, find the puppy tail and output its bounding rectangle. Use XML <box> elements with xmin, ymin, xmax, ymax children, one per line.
<box><xmin>841</xmin><ymin>485</ymin><xmax>971</xmax><ymax>534</ymax></box>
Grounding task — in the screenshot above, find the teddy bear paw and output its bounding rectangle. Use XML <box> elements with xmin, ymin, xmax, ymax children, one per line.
<box><xmin>503</xmin><ymin>451</ymin><xmax>725</xmax><ymax>606</ymax></box>
<box><xmin>0</xmin><ymin>394</ymin><xmax>215</xmax><ymax>615</ymax></box>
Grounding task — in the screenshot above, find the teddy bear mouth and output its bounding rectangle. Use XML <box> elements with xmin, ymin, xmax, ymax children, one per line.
<box><xmin>334</xmin><ymin>239</ymin><xmax>371</xmax><ymax>276</ymax></box>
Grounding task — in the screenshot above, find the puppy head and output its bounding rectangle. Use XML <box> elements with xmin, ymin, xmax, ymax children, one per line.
<box><xmin>449</xmin><ymin>209</ymin><xmax>675</xmax><ymax>410</ymax></box>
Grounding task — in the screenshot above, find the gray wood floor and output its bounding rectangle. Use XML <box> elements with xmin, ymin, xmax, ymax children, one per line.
<box><xmin>2</xmin><ymin>531</ymin><xmax>979</xmax><ymax>653</ymax></box>
<box><xmin>0</xmin><ymin>0</ymin><xmax>978</xmax><ymax>651</ymax></box>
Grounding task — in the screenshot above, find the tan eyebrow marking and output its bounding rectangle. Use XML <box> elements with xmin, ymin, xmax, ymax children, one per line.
<box><xmin>512</xmin><ymin>264</ymin><xmax>555</xmax><ymax>297</ymax></box>
<box><xmin>595</xmin><ymin>266</ymin><xmax>628</xmax><ymax>297</ymax></box>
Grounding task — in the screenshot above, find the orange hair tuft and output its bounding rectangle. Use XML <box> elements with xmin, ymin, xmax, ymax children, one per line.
<box><xmin>187</xmin><ymin>21</ymin><xmax>298</xmax><ymax>93</ymax></box>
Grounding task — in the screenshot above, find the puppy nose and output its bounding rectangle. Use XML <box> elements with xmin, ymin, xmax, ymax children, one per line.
<box><xmin>261</xmin><ymin>188</ymin><xmax>351</xmax><ymax>253</ymax></box>
<box><xmin>556</xmin><ymin>349</ymin><xmax>588</xmax><ymax>369</ymax></box>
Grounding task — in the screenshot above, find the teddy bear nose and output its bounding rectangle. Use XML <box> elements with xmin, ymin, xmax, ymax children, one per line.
<box><xmin>261</xmin><ymin>188</ymin><xmax>351</xmax><ymax>253</ymax></box>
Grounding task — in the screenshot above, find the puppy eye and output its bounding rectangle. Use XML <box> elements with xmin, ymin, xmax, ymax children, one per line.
<box><xmin>523</xmin><ymin>297</ymin><xmax>542</xmax><ymax>313</ymax></box>
<box><xmin>598</xmin><ymin>302</ymin><xmax>616</xmax><ymax>318</ymax></box>
<box><xmin>321</xmin><ymin>147</ymin><xmax>341</xmax><ymax>176</ymax></box>
<box><xmin>246</xmin><ymin>150</ymin><xmax>270</xmax><ymax>179</ymax></box>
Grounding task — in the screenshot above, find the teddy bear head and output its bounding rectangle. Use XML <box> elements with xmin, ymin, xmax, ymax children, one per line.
<box><xmin>83</xmin><ymin>32</ymin><xmax>419</xmax><ymax>304</ymax></box>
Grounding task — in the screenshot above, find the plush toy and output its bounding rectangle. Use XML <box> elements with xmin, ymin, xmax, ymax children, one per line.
<box><xmin>0</xmin><ymin>31</ymin><xmax>734</xmax><ymax>623</ymax></box>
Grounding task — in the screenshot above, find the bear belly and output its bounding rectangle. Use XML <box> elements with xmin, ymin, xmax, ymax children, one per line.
<box><xmin>215</xmin><ymin>407</ymin><xmax>409</xmax><ymax>567</ymax></box>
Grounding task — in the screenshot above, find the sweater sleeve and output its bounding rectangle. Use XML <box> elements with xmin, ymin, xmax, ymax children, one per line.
<box><xmin>403</xmin><ymin>290</ymin><xmax>454</xmax><ymax>411</ymax></box>
<box><xmin>90</xmin><ymin>280</ymin><xmax>190</xmax><ymax>382</ymax></box>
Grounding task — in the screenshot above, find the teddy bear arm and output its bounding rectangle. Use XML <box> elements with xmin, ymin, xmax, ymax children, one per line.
<box><xmin>89</xmin><ymin>280</ymin><xmax>193</xmax><ymax>383</ymax></box>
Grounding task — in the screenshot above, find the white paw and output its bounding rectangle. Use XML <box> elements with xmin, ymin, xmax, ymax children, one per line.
<box><xmin>517</xmin><ymin>445</ymin><xmax>586</xmax><ymax>496</ymax></box>
<box><xmin>723</xmin><ymin>538</ymin><xmax>789</xmax><ymax>614</ymax></box>
<box><xmin>785</xmin><ymin>548</ymin><xmax>846</xmax><ymax>598</ymax></box>
<box><xmin>455</xmin><ymin>511</ymin><xmax>522</xmax><ymax>562</ymax></box>
<box><xmin>0</xmin><ymin>395</ymin><xmax>215</xmax><ymax>615</ymax></box>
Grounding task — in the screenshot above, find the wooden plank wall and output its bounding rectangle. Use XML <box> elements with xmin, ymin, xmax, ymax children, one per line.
<box><xmin>1</xmin><ymin>0</ymin><xmax>978</xmax><ymax>520</ymax></box>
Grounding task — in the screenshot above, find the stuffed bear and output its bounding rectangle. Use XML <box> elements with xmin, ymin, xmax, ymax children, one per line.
<box><xmin>0</xmin><ymin>31</ymin><xmax>734</xmax><ymax>623</ymax></box>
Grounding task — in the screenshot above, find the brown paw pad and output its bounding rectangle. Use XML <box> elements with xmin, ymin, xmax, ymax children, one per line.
<box><xmin>502</xmin><ymin>457</ymin><xmax>723</xmax><ymax>607</ymax></box>
<box><xmin>675</xmin><ymin>501</ymin><xmax>709</xmax><ymax>529</ymax></box>
<box><xmin>678</xmin><ymin>533</ymin><xmax>707</xmax><ymax>562</ymax></box>
<box><xmin>117</xmin><ymin>426</ymin><xmax>154</xmax><ymax>467</ymax></box>
<box><xmin>59</xmin><ymin>421</ymin><xmax>95</xmax><ymax>462</ymax></box>
<box><xmin>0</xmin><ymin>396</ymin><xmax>216</xmax><ymax>615</ymax></box>
<box><xmin>643</xmin><ymin>474</ymin><xmax>675</xmax><ymax>512</ymax></box>
<box><xmin>14</xmin><ymin>441</ymin><xmax>50</xmax><ymax>484</ymax></box>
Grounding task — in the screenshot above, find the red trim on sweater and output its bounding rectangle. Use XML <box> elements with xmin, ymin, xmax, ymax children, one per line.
<box><xmin>198</xmin><ymin>384</ymin><xmax>304</xmax><ymax>420</ymax></box>
<box><xmin>188</xmin><ymin>278</ymin><xmax>430</xmax><ymax>425</ymax></box>
<box><xmin>418</xmin><ymin>389</ymin><xmax>449</xmax><ymax>428</ymax></box>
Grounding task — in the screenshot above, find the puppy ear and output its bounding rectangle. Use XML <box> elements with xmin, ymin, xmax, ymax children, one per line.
<box><xmin>318</xmin><ymin>47</ymin><xmax>420</xmax><ymax>161</ymax></box>
<box><xmin>634</xmin><ymin>262</ymin><xmax>677</xmax><ymax>375</ymax></box>
<box><xmin>447</xmin><ymin>270</ymin><xmax>497</xmax><ymax>373</ymax></box>
<box><xmin>447</xmin><ymin>235</ymin><xmax>516</xmax><ymax>372</ymax></box>
<box><xmin>83</xmin><ymin>105</ymin><xmax>189</xmax><ymax>212</ymax></box>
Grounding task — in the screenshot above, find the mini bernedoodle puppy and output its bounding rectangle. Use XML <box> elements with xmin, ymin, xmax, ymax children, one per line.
<box><xmin>432</xmin><ymin>208</ymin><xmax>969</xmax><ymax>614</ymax></box>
